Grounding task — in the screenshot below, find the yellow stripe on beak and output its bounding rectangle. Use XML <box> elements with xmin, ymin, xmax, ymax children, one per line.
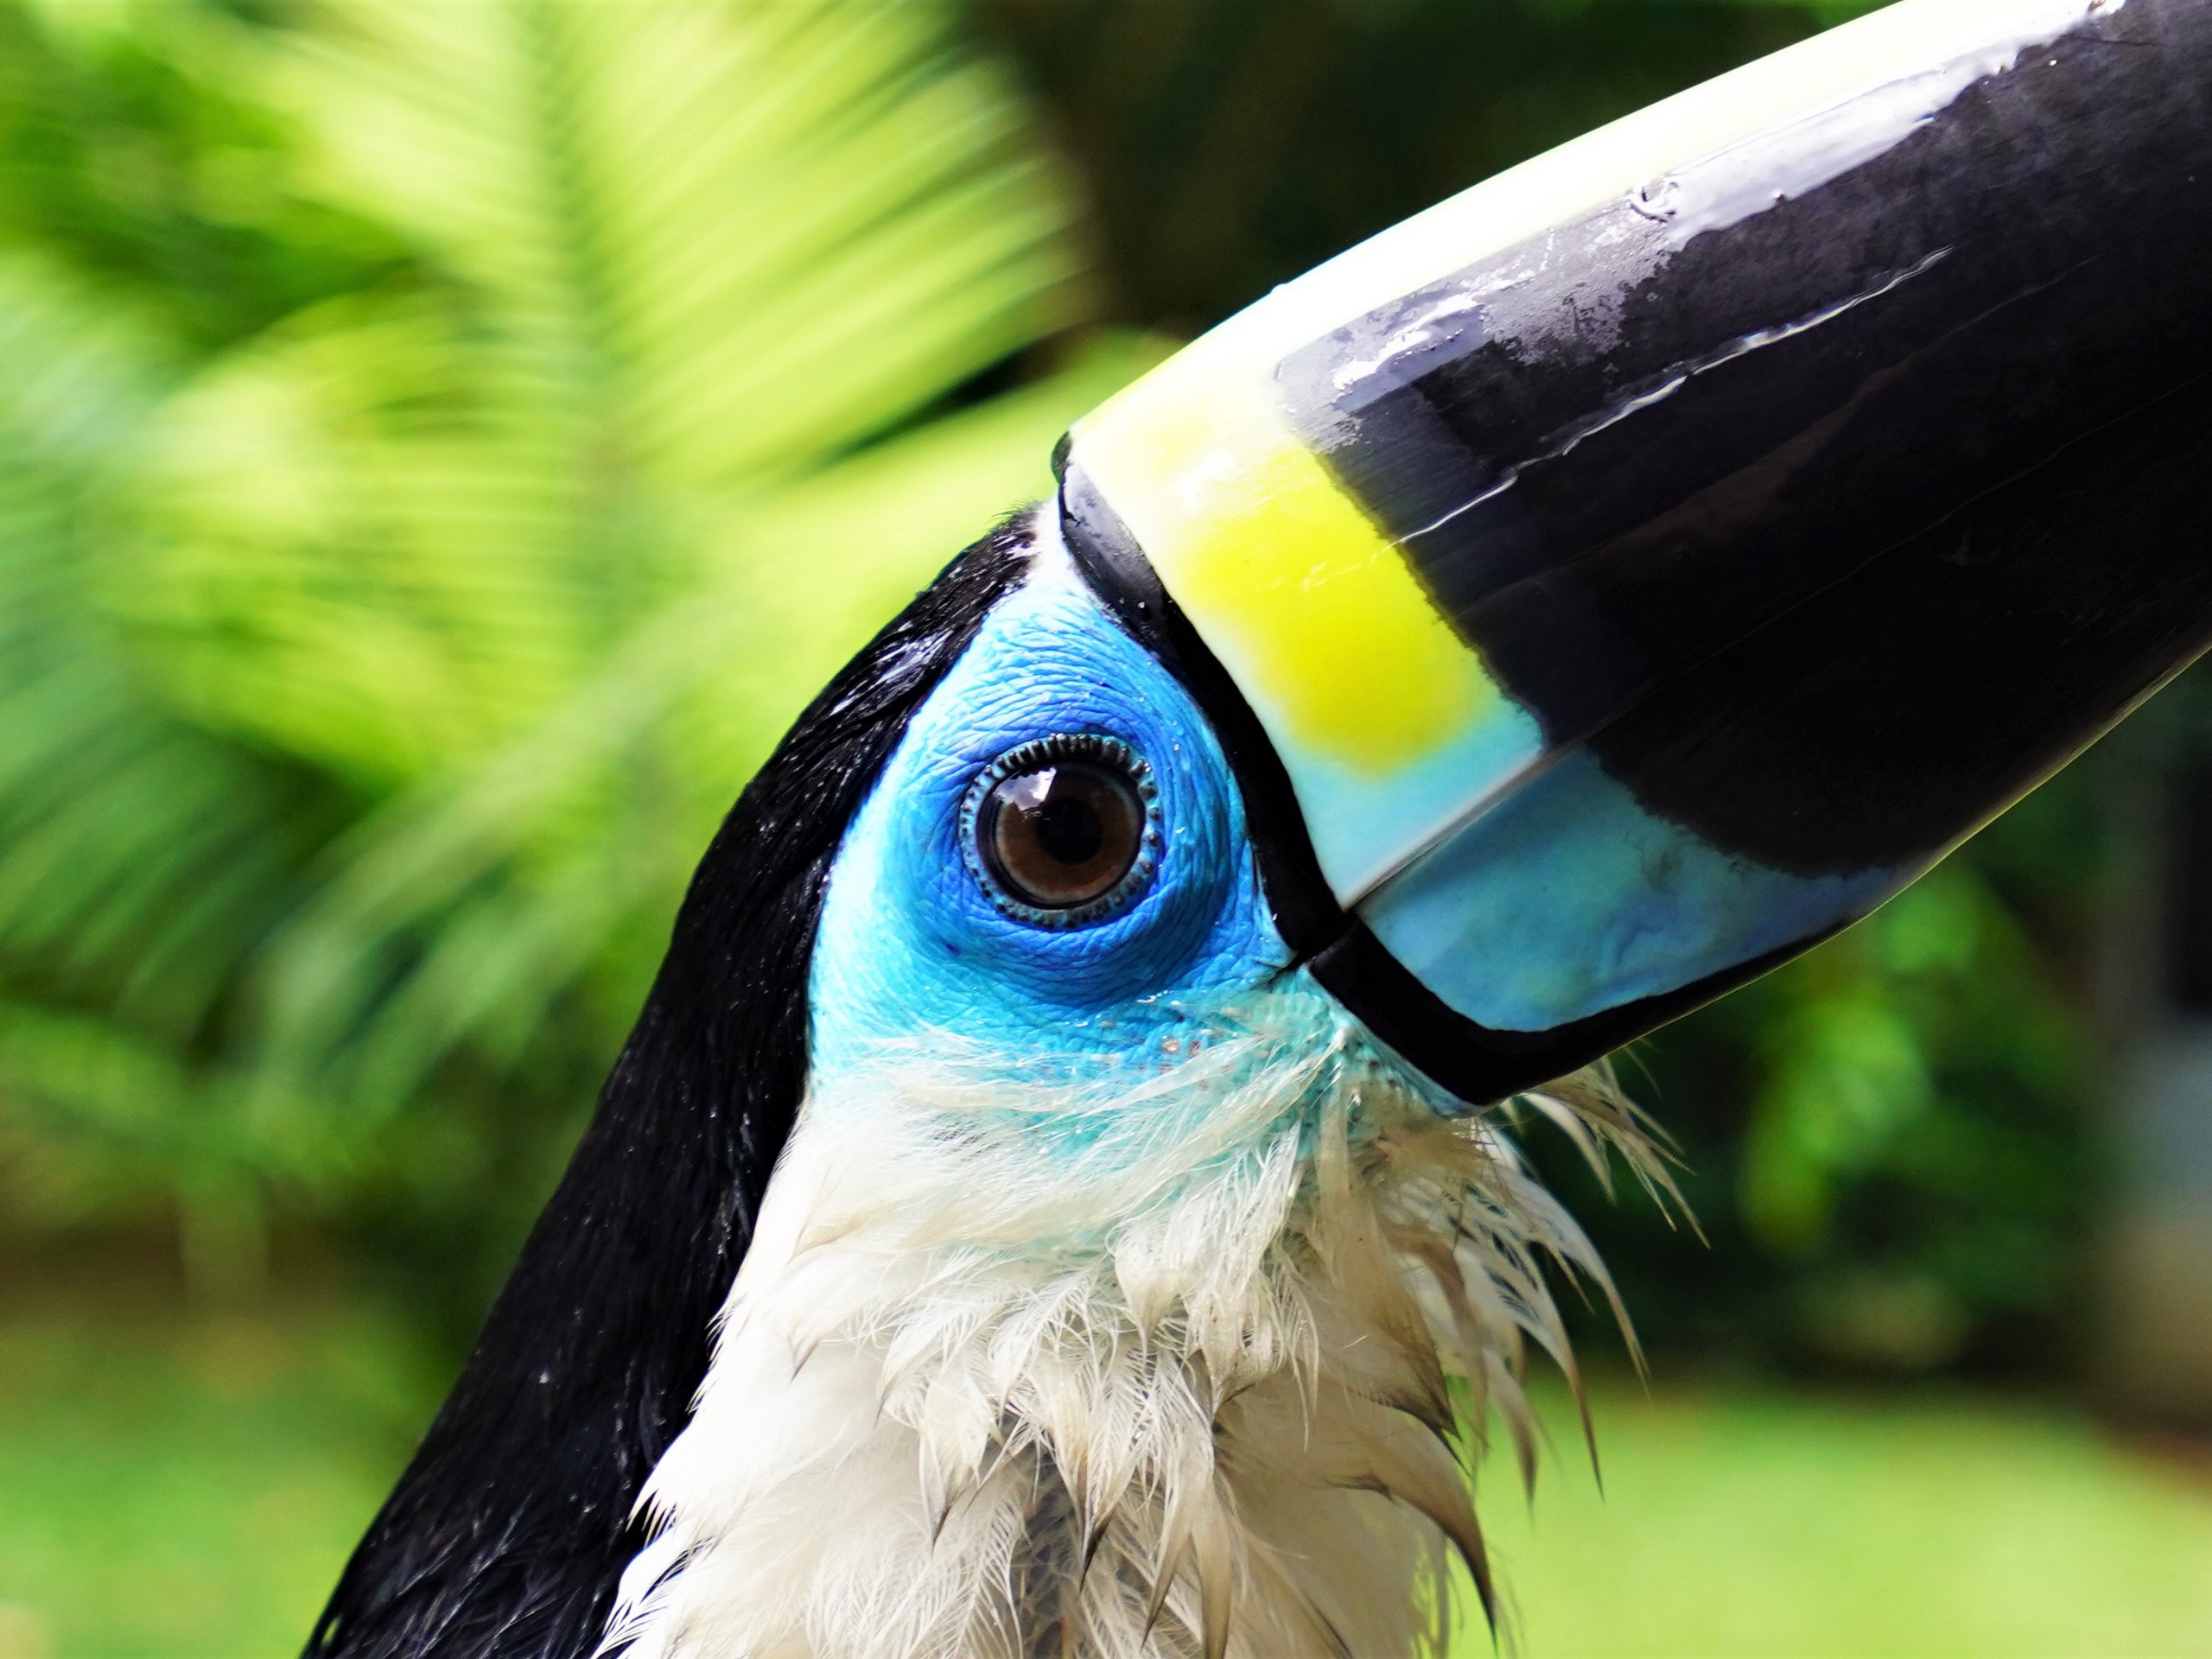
<box><xmin>1072</xmin><ymin>351</ymin><xmax>1537</xmax><ymax>901</ymax></box>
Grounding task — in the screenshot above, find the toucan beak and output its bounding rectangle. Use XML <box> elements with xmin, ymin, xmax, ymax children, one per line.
<box><xmin>1061</xmin><ymin>0</ymin><xmax>2212</xmax><ymax>1103</ymax></box>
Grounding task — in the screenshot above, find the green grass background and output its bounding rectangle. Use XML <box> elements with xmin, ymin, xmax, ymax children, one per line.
<box><xmin>3</xmin><ymin>1309</ymin><xmax>2209</xmax><ymax>1659</ymax></box>
<box><xmin>1474</xmin><ymin>1389</ymin><xmax>2212</xmax><ymax>1657</ymax></box>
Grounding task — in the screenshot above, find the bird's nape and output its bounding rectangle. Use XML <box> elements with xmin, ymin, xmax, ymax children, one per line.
<box><xmin>313</xmin><ymin>0</ymin><xmax>2212</xmax><ymax>1655</ymax></box>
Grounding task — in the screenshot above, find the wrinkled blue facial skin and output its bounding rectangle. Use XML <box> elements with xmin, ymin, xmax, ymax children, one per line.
<box><xmin>808</xmin><ymin>532</ymin><xmax>1288</xmax><ymax>1095</ymax></box>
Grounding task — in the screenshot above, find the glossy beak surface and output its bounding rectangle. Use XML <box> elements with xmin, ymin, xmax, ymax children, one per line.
<box><xmin>1061</xmin><ymin>0</ymin><xmax>2212</xmax><ymax>1103</ymax></box>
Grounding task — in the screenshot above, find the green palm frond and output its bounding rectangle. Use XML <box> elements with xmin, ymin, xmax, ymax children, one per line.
<box><xmin>0</xmin><ymin>256</ymin><xmax>334</xmax><ymax>1037</ymax></box>
<box><xmin>0</xmin><ymin>251</ymin><xmax>353</xmax><ymax>1284</ymax></box>
<box><xmin>95</xmin><ymin>0</ymin><xmax>1116</xmax><ymax>1120</ymax></box>
<box><xmin>0</xmin><ymin>0</ymin><xmax>1131</xmax><ymax>1267</ymax></box>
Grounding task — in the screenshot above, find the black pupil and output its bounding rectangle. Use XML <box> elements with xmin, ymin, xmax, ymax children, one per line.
<box><xmin>1032</xmin><ymin>788</ymin><xmax>1103</xmax><ymax>866</ymax></box>
<box><xmin>984</xmin><ymin>760</ymin><xmax>1143</xmax><ymax>911</ymax></box>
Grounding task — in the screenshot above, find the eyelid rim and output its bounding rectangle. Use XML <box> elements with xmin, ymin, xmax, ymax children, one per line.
<box><xmin>960</xmin><ymin>733</ymin><xmax>1162</xmax><ymax>931</ymax></box>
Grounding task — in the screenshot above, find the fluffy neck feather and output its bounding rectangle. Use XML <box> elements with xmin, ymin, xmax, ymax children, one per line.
<box><xmin>603</xmin><ymin>990</ymin><xmax>1663</xmax><ymax>1659</ymax></box>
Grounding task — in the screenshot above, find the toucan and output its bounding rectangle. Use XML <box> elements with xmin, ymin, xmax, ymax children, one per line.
<box><xmin>308</xmin><ymin>1</ymin><xmax>2212</xmax><ymax>1655</ymax></box>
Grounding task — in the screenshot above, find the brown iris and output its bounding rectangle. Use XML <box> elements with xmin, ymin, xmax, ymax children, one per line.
<box><xmin>965</xmin><ymin>736</ymin><xmax>1157</xmax><ymax>925</ymax></box>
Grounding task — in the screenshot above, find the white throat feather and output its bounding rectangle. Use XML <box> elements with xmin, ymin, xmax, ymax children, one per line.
<box><xmin>602</xmin><ymin>984</ymin><xmax>1670</xmax><ymax>1659</ymax></box>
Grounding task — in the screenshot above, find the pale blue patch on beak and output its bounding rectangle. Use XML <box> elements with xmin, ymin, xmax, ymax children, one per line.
<box><xmin>1287</xmin><ymin>704</ymin><xmax>1546</xmax><ymax>904</ymax></box>
<box><xmin>1359</xmin><ymin>748</ymin><xmax>1904</xmax><ymax>1033</ymax></box>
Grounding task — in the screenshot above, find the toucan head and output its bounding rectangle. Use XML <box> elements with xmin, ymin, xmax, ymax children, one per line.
<box><xmin>315</xmin><ymin>2</ymin><xmax>2212</xmax><ymax>1656</ymax></box>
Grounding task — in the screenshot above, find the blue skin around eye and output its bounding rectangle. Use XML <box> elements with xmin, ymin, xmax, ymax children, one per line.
<box><xmin>808</xmin><ymin>555</ymin><xmax>1288</xmax><ymax>1090</ymax></box>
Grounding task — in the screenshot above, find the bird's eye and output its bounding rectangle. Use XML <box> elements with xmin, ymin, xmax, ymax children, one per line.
<box><xmin>962</xmin><ymin>735</ymin><xmax>1159</xmax><ymax>927</ymax></box>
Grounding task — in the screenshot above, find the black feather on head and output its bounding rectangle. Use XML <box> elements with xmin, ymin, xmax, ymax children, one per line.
<box><xmin>306</xmin><ymin>518</ymin><xmax>1033</xmax><ymax>1659</ymax></box>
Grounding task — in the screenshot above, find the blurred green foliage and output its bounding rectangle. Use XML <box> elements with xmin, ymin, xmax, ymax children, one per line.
<box><xmin>0</xmin><ymin>0</ymin><xmax>2125</xmax><ymax>1380</ymax></box>
<box><xmin>976</xmin><ymin>0</ymin><xmax>1877</xmax><ymax>330</ymax></box>
<box><xmin>0</xmin><ymin>1301</ymin><xmax>435</xmax><ymax>1657</ymax></box>
<box><xmin>1595</xmin><ymin>808</ymin><xmax>2105</xmax><ymax>1375</ymax></box>
<box><xmin>0</xmin><ymin>0</ymin><xmax>411</xmax><ymax>351</ymax></box>
<box><xmin>0</xmin><ymin>0</ymin><xmax>1136</xmax><ymax>1328</ymax></box>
